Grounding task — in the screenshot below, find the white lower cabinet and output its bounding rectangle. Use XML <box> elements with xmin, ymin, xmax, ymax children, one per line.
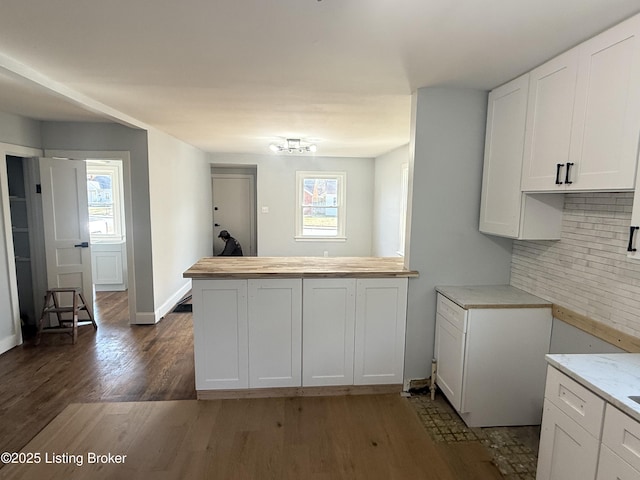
<box><xmin>537</xmin><ymin>400</ymin><xmax>601</xmax><ymax>480</ymax></box>
<box><xmin>192</xmin><ymin>276</ymin><xmax>409</xmax><ymax>393</ymax></box>
<box><xmin>597</xmin><ymin>446</ymin><xmax>640</xmax><ymax>480</ymax></box>
<box><xmin>302</xmin><ymin>278</ymin><xmax>356</xmax><ymax>386</ymax></box>
<box><xmin>248</xmin><ymin>279</ymin><xmax>302</xmax><ymax>388</ymax></box>
<box><xmin>192</xmin><ymin>279</ymin><xmax>249</xmax><ymax>391</ymax></box>
<box><xmin>434</xmin><ymin>293</ymin><xmax>552</xmax><ymax>427</ymax></box>
<box><xmin>434</xmin><ymin>307</ymin><xmax>466</xmax><ymax>411</ymax></box>
<box><xmin>354</xmin><ymin>278</ymin><xmax>407</xmax><ymax>385</ymax></box>
<box><xmin>537</xmin><ymin>367</ymin><xmax>640</xmax><ymax>480</ymax></box>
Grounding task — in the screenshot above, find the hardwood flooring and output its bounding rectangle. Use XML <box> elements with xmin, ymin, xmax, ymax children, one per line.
<box><xmin>0</xmin><ymin>396</ymin><xmax>466</xmax><ymax>480</ymax></box>
<box><xmin>0</xmin><ymin>292</ymin><xmax>196</xmax><ymax>458</ymax></box>
<box><xmin>0</xmin><ymin>291</ymin><xmax>504</xmax><ymax>479</ymax></box>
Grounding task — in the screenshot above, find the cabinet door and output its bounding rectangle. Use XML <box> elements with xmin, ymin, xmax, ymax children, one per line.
<box><xmin>597</xmin><ymin>445</ymin><xmax>640</xmax><ymax>480</ymax></box>
<box><xmin>354</xmin><ymin>278</ymin><xmax>407</xmax><ymax>385</ymax></box>
<box><xmin>248</xmin><ymin>279</ymin><xmax>302</xmax><ymax>388</ymax></box>
<box><xmin>536</xmin><ymin>400</ymin><xmax>600</xmax><ymax>480</ymax></box>
<box><xmin>569</xmin><ymin>14</ymin><xmax>640</xmax><ymax>190</ymax></box>
<box><xmin>302</xmin><ymin>279</ymin><xmax>356</xmax><ymax>386</ymax></box>
<box><xmin>434</xmin><ymin>312</ymin><xmax>465</xmax><ymax>412</ymax></box>
<box><xmin>479</xmin><ymin>74</ymin><xmax>529</xmax><ymax>237</ymax></box>
<box><xmin>192</xmin><ymin>279</ymin><xmax>248</xmax><ymax>390</ymax></box>
<box><xmin>521</xmin><ymin>49</ymin><xmax>579</xmax><ymax>191</ymax></box>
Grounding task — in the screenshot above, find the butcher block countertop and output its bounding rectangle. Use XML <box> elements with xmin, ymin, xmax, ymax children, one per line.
<box><xmin>435</xmin><ymin>285</ymin><xmax>552</xmax><ymax>309</ymax></box>
<box><xmin>183</xmin><ymin>256</ymin><xmax>419</xmax><ymax>279</ymax></box>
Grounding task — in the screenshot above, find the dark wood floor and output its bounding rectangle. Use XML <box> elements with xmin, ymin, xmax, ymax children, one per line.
<box><xmin>0</xmin><ymin>291</ymin><xmax>196</xmax><ymax>457</ymax></box>
<box><xmin>0</xmin><ymin>291</ymin><xmax>503</xmax><ymax>479</ymax></box>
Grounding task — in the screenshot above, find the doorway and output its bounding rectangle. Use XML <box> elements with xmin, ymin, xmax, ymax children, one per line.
<box><xmin>5</xmin><ymin>156</ymin><xmax>42</xmax><ymax>331</ymax></box>
<box><xmin>211</xmin><ymin>166</ymin><xmax>257</xmax><ymax>256</ymax></box>
<box><xmin>3</xmin><ymin>151</ymin><xmax>136</xmax><ymax>334</ymax></box>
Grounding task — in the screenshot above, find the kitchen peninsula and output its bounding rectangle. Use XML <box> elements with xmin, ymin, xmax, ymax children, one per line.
<box><xmin>183</xmin><ymin>257</ymin><xmax>418</xmax><ymax>399</ymax></box>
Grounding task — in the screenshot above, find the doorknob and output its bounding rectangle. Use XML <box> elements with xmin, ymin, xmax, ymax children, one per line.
<box><xmin>74</xmin><ymin>241</ymin><xmax>89</xmax><ymax>248</ymax></box>
<box><xmin>214</xmin><ymin>223</ymin><xmax>220</xmax><ymax>227</ymax></box>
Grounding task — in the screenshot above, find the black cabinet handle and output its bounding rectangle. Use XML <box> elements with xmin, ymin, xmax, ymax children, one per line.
<box><xmin>74</xmin><ymin>241</ymin><xmax>89</xmax><ymax>248</ymax></box>
<box><xmin>214</xmin><ymin>223</ymin><xmax>220</xmax><ymax>227</ymax></box>
<box><xmin>555</xmin><ymin>163</ymin><xmax>565</xmax><ymax>185</ymax></box>
<box><xmin>565</xmin><ymin>162</ymin><xmax>574</xmax><ymax>185</ymax></box>
<box><xmin>628</xmin><ymin>226</ymin><xmax>639</xmax><ymax>252</ymax></box>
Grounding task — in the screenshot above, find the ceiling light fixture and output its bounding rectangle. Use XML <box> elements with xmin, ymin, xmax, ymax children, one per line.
<box><xmin>269</xmin><ymin>138</ymin><xmax>317</xmax><ymax>154</ymax></box>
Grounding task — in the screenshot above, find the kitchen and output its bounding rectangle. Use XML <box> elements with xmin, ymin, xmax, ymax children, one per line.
<box><xmin>1</xmin><ymin>2</ymin><xmax>640</xmax><ymax>479</ymax></box>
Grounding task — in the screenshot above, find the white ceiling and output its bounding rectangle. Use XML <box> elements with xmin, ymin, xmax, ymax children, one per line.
<box><xmin>0</xmin><ymin>0</ymin><xmax>639</xmax><ymax>157</ymax></box>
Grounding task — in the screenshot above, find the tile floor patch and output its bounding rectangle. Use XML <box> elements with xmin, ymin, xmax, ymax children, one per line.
<box><xmin>409</xmin><ymin>393</ymin><xmax>539</xmax><ymax>480</ymax></box>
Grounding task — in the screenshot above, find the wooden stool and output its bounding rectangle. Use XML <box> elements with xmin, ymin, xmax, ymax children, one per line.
<box><xmin>36</xmin><ymin>288</ymin><xmax>98</xmax><ymax>345</ymax></box>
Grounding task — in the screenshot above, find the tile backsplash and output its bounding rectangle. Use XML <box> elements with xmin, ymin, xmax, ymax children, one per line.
<box><xmin>510</xmin><ymin>192</ymin><xmax>640</xmax><ymax>337</ymax></box>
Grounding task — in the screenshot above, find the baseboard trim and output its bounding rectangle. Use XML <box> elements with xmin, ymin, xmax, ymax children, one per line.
<box><xmin>133</xmin><ymin>312</ymin><xmax>158</xmax><ymax>325</ymax></box>
<box><xmin>197</xmin><ymin>384</ymin><xmax>403</xmax><ymax>400</ymax></box>
<box><xmin>0</xmin><ymin>332</ymin><xmax>22</xmax><ymax>355</ymax></box>
<box><xmin>155</xmin><ymin>282</ymin><xmax>192</xmax><ymax>321</ymax></box>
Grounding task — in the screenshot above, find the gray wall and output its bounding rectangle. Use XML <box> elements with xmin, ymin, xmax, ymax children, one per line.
<box><xmin>209</xmin><ymin>152</ymin><xmax>375</xmax><ymax>257</ymax></box>
<box><xmin>0</xmin><ymin>111</ymin><xmax>42</xmax><ymax>148</ymax></box>
<box><xmin>40</xmin><ymin>122</ymin><xmax>155</xmax><ymax>313</ymax></box>
<box><xmin>403</xmin><ymin>87</ymin><xmax>514</xmax><ymax>381</ymax></box>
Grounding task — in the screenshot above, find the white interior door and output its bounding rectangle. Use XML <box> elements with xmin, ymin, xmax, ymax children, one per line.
<box><xmin>39</xmin><ymin>157</ymin><xmax>93</xmax><ymax>315</ymax></box>
<box><xmin>212</xmin><ymin>174</ymin><xmax>256</xmax><ymax>256</ymax></box>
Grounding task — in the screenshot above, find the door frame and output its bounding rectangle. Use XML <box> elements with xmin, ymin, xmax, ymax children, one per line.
<box><xmin>0</xmin><ymin>142</ymin><xmax>43</xmax><ymax>352</ymax></box>
<box><xmin>211</xmin><ymin>170</ymin><xmax>257</xmax><ymax>256</ymax></box>
<box><xmin>45</xmin><ymin>149</ymin><xmax>136</xmax><ymax>326</ymax></box>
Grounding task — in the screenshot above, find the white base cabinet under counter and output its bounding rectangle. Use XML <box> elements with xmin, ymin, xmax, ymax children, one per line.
<box><xmin>185</xmin><ymin>257</ymin><xmax>418</xmax><ymax>398</ymax></box>
<box><xmin>434</xmin><ymin>285</ymin><xmax>553</xmax><ymax>427</ymax></box>
<box><xmin>192</xmin><ymin>279</ymin><xmax>249</xmax><ymax>391</ymax></box>
<box><xmin>354</xmin><ymin>278</ymin><xmax>407</xmax><ymax>386</ymax></box>
<box><xmin>302</xmin><ymin>278</ymin><xmax>356</xmax><ymax>387</ymax></box>
<box><xmin>538</xmin><ymin>354</ymin><xmax>640</xmax><ymax>480</ymax></box>
<box><xmin>248</xmin><ymin>279</ymin><xmax>302</xmax><ymax>389</ymax></box>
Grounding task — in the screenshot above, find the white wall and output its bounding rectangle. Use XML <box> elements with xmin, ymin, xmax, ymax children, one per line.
<box><xmin>403</xmin><ymin>87</ymin><xmax>514</xmax><ymax>382</ymax></box>
<box><xmin>147</xmin><ymin>129</ymin><xmax>212</xmax><ymax>320</ymax></box>
<box><xmin>373</xmin><ymin>144</ymin><xmax>409</xmax><ymax>257</ymax></box>
<box><xmin>209</xmin><ymin>153</ymin><xmax>374</xmax><ymax>257</ymax></box>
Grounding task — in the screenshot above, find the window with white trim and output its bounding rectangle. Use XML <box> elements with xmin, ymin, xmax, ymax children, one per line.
<box><xmin>86</xmin><ymin>160</ymin><xmax>125</xmax><ymax>242</ymax></box>
<box><xmin>295</xmin><ymin>171</ymin><xmax>346</xmax><ymax>240</ymax></box>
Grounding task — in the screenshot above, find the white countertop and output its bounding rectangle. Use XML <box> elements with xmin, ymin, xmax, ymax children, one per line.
<box><xmin>546</xmin><ymin>353</ymin><xmax>640</xmax><ymax>422</ymax></box>
<box><xmin>435</xmin><ymin>285</ymin><xmax>552</xmax><ymax>309</ymax></box>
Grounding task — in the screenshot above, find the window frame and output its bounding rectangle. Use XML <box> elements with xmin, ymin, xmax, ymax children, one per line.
<box><xmin>295</xmin><ymin>171</ymin><xmax>347</xmax><ymax>241</ymax></box>
<box><xmin>86</xmin><ymin>159</ymin><xmax>125</xmax><ymax>242</ymax></box>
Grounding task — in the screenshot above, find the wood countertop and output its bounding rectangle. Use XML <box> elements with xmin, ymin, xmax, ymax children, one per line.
<box><xmin>183</xmin><ymin>257</ymin><xmax>419</xmax><ymax>279</ymax></box>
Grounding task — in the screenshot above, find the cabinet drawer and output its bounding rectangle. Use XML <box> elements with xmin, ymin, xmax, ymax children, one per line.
<box><xmin>545</xmin><ymin>366</ymin><xmax>605</xmax><ymax>437</ymax></box>
<box><xmin>436</xmin><ymin>294</ymin><xmax>467</xmax><ymax>332</ymax></box>
<box><xmin>602</xmin><ymin>404</ymin><xmax>640</xmax><ymax>472</ymax></box>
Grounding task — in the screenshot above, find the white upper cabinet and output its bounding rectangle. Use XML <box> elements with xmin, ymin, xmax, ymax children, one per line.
<box><xmin>522</xmin><ymin>14</ymin><xmax>640</xmax><ymax>192</ymax></box>
<box><xmin>479</xmin><ymin>75</ymin><xmax>564</xmax><ymax>239</ymax></box>
<box><xmin>479</xmin><ymin>74</ymin><xmax>529</xmax><ymax>238</ymax></box>
<box><xmin>521</xmin><ymin>49</ymin><xmax>579</xmax><ymax>191</ymax></box>
<box><xmin>570</xmin><ymin>14</ymin><xmax>640</xmax><ymax>191</ymax></box>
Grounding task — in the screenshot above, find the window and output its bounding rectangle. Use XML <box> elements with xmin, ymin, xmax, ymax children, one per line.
<box><xmin>296</xmin><ymin>171</ymin><xmax>346</xmax><ymax>240</ymax></box>
<box><xmin>86</xmin><ymin>160</ymin><xmax>125</xmax><ymax>242</ymax></box>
